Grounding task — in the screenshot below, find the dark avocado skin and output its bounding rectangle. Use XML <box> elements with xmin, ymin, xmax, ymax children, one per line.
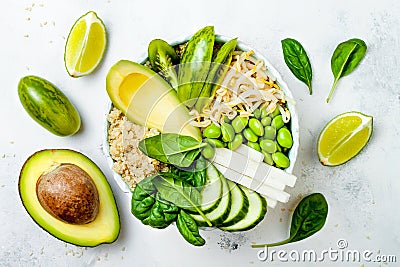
<box><xmin>19</xmin><ymin>149</ymin><xmax>120</xmax><ymax>247</ymax></box>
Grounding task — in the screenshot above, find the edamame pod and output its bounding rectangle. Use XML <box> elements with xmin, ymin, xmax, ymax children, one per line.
<box><xmin>272</xmin><ymin>152</ymin><xmax>290</xmax><ymax>168</ymax></box>
<box><xmin>247</xmin><ymin>142</ymin><xmax>261</xmax><ymax>152</ymax></box>
<box><xmin>261</xmin><ymin>117</ymin><xmax>271</xmax><ymax>126</ymax></box>
<box><xmin>206</xmin><ymin>138</ymin><xmax>226</xmax><ymax>148</ymax></box>
<box><xmin>228</xmin><ymin>134</ymin><xmax>243</xmax><ymax>150</ymax></box>
<box><xmin>277</xmin><ymin>127</ymin><xmax>293</xmax><ymax>148</ymax></box>
<box><xmin>249</xmin><ymin>118</ymin><xmax>264</xmax><ymax>137</ymax></box>
<box><xmin>221</xmin><ymin>123</ymin><xmax>235</xmax><ymax>142</ymax></box>
<box><xmin>201</xmin><ymin>144</ymin><xmax>215</xmax><ymax>159</ymax></box>
<box><xmin>261</xmin><ymin>151</ymin><xmax>274</xmax><ymax>165</ymax></box>
<box><xmin>260</xmin><ymin>139</ymin><xmax>277</xmax><ymax>154</ymax></box>
<box><xmin>243</xmin><ymin>128</ymin><xmax>258</xmax><ymax>142</ymax></box>
<box><xmin>203</xmin><ymin>124</ymin><xmax>221</xmax><ymax>139</ymax></box>
<box><xmin>263</xmin><ymin>126</ymin><xmax>276</xmax><ymax>140</ymax></box>
<box><xmin>271</xmin><ymin>115</ymin><xmax>284</xmax><ymax>130</ymax></box>
<box><xmin>232</xmin><ymin>116</ymin><xmax>248</xmax><ymax>133</ymax></box>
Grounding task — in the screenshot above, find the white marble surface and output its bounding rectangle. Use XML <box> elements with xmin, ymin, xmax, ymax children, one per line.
<box><xmin>1</xmin><ymin>0</ymin><xmax>399</xmax><ymax>266</ymax></box>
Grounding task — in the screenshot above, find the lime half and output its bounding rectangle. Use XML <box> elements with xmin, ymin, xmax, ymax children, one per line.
<box><xmin>64</xmin><ymin>11</ymin><xmax>107</xmax><ymax>77</ymax></box>
<box><xmin>317</xmin><ymin>111</ymin><xmax>373</xmax><ymax>166</ymax></box>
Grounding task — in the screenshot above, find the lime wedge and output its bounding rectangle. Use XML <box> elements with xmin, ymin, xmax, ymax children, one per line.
<box><xmin>317</xmin><ymin>111</ymin><xmax>373</xmax><ymax>166</ymax></box>
<box><xmin>64</xmin><ymin>11</ymin><xmax>107</xmax><ymax>77</ymax></box>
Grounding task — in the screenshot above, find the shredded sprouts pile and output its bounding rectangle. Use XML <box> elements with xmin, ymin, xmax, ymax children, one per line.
<box><xmin>189</xmin><ymin>50</ymin><xmax>294</xmax><ymax>128</ymax></box>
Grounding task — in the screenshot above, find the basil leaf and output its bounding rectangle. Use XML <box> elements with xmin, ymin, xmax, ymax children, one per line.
<box><xmin>327</xmin><ymin>38</ymin><xmax>367</xmax><ymax>103</ymax></box>
<box><xmin>152</xmin><ymin>173</ymin><xmax>212</xmax><ymax>227</ymax></box>
<box><xmin>281</xmin><ymin>38</ymin><xmax>313</xmax><ymax>94</ymax></box>
<box><xmin>176</xmin><ymin>210</ymin><xmax>205</xmax><ymax>246</ymax></box>
<box><xmin>252</xmin><ymin>193</ymin><xmax>328</xmax><ymax>248</ymax></box>
<box><xmin>138</xmin><ymin>133</ymin><xmax>206</xmax><ymax>168</ymax></box>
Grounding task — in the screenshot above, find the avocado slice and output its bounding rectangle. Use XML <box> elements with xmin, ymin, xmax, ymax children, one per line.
<box><xmin>106</xmin><ymin>60</ymin><xmax>201</xmax><ymax>140</ymax></box>
<box><xmin>19</xmin><ymin>149</ymin><xmax>120</xmax><ymax>247</ymax></box>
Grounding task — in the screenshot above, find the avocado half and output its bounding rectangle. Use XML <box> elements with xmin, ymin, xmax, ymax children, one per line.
<box><xmin>19</xmin><ymin>149</ymin><xmax>120</xmax><ymax>247</ymax></box>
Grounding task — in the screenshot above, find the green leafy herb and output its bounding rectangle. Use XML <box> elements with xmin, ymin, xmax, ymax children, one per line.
<box><xmin>176</xmin><ymin>210</ymin><xmax>206</xmax><ymax>246</ymax></box>
<box><xmin>131</xmin><ymin>175</ymin><xmax>179</xmax><ymax>229</ymax></box>
<box><xmin>252</xmin><ymin>193</ymin><xmax>328</xmax><ymax>248</ymax></box>
<box><xmin>169</xmin><ymin>156</ymin><xmax>207</xmax><ymax>188</ymax></box>
<box><xmin>281</xmin><ymin>38</ymin><xmax>313</xmax><ymax>94</ymax></box>
<box><xmin>327</xmin><ymin>38</ymin><xmax>367</xmax><ymax>103</ymax></box>
<box><xmin>138</xmin><ymin>133</ymin><xmax>206</xmax><ymax>168</ymax></box>
<box><xmin>152</xmin><ymin>173</ymin><xmax>212</xmax><ymax>227</ymax></box>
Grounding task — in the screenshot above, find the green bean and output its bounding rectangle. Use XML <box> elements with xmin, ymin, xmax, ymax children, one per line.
<box><xmin>221</xmin><ymin>123</ymin><xmax>235</xmax><ymax>142</ymax></box>
<box><xmin>247</xmin><ymin>142</ymin><xmax>261</xmax><ymax>152</ymax></box>
<box><xmin>232</xmin><ymin>116</ymin><xmax>248</xmax><ymax>133</ymax></box>
<box><xmin>228</xmin><ymin>134</ymin><xmax>243</xmax><ymax>150</ymax></box>
<box><xmin>272</xmin><ymin>152</ymin><xmax>290</xmax><ymax>168</ymax></box>
<box><xmin>271</xmin><ymin>115</ymin><xmax>284</xmax><ymax>130</ymax></box>
<box><xmin>260</xmin><ymin>139</ymin><xmax>277</xmax><ymax>154</ymax></box>
<box><xmin>206</xmin><ymin>138</ymin><xmax>225</xmax><ymax>148</ymax></box>
<box><xmin>260</xmin><ymin>107</ymin><xmax>268</xmax><ymax>118</ymax></box>
<box><xmin>263</xmin><ymin>126</ymin><xmax>276</xmax><ymax>140</ymax></box>
<box><xmin>203</xmin><ymin>124</ymin><xmax>221</xmax><ymax>139</ymax></box>
<box><xmin>253</xmin><ymin>108</ymin><xmax>261</xmax><ymax>119</ymax></box>
<box><xmin>201</xmin><ymin>144</ymin><xmax>215</xmax><ymax>159</ymax></box>
<box><xmin>261</xmin><ymin>117</ymin><xmax>272</xmax><ymax>126</ymax></box>
<box><xmin>277</xmin><ymin>127</ymin><xmax>293</xmax><ymax>148</ymax></box>
<box><xmin>249</xmin><ymin>118</ymin><xmax>264</xmax><ymax>137</ymax></box>
<box><xmin>261</xmin><ymin>151</ymin><xmax>274</xmax><ymax>165</ymax></box>
<box><xmin>243</xmin><ymin>128</ymin><xmax>258</xmax><ymax>142</ymax></box>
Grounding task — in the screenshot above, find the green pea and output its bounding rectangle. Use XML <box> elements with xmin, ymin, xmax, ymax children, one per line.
<box><xmin>201</xmin><ymin>144</ymin><xmax>215</xmax><ymax>159</ymax></box>
<box><xmin>261</xmin><ymin>117</ymin><xmax>272</xmax><ymax>126</ymax></box>
<box><xmin>203</xmin><ymin>124</ymin><xmax>221</xmax><ymax>139</ymax></box>
<box><xmin>271</xmin><ymin>107</ymin><xmax>281</xmax><ymax>117</ymax></box>
<box><xmin>277</xmin><ymin>127</ymin><xmax>293</xmax><ymax>148</ymax></box>
<box><xmin>263</xmin><ymin>126</ymin><xmax>276</xmax><ymax>140</ymax></box>
<box><xmin>232</xmin><ymin>116</ymin><xmax>248</xmax><ymax>133</ymax></box>
<box><xmin>243</xmin><ymin>128</ymin><xmax>258</xmax><ymax>142</ymax></box>
<box><xmin>253</xmin><ymin>108</ymin><xmax>261</xmax><ymax>119</ymax></box>
<box><xmin>261</xmin><ymin>151</ymin><xmax>274</xmax><ymax>165</ymax></box>
<box><xmin>260</xmin><ymin>139</ymin><xmax>277</xmax><ymax>154</ymax></box>
<box><xmin>221</xmin><ymin>123</ymin><xmax>235</xmax><ymax>142</ymax></box>
<box><xmin>228</xmin><ymin>134</ymin><xmax>243</xmax><ymax>151</ymax></box>
<box><xmin>249</xmin><ymin>118</ymin><xmax>264</xmax><ymax>137</ymax></box>
<box><xmin>272</xmin><ymin>152</ymin><xmax>290</xmax><ymax>168</ymax></box>
<box><xmin>247</xmin><ymin>142</ymin><xmax>261</xmax><ymax>152</ymax></box>
<box><xmin>206</xmin><ymin>138</ymin><xmax>225</xmax><ymax>148</ymax></box>
<box><xmin>271</xmin><ymin>115</ymin><xmax>284</xmax><ymax>130</ymax></box>
<box><xmin>260</xmin><ymin>107</ymin><xmax>268</xmax><ymax>118</ymax></box>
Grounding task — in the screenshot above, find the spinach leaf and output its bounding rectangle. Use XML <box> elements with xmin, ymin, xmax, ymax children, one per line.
<box><xmin>252</xmin><ymin>193</ymin><xmax>328</xmax><ymax>248</ymax></box>
<box><xmin>131</xmin><ymin>175</ymin><xmax>179</xmax><ymax>228</ymax></box>
<box><xmin>138</xmin><ymin>133</ymin><xmax>206</xmax><ymax>168</ymax></box>
<box><xmin>176</xmin><ymin>210</ymin><xmax>205</xmax><ymax>246</ymax></box>
<box><xmin>152</xmin><ymin>173</ymin><xmax>212</xmax><ymax>227</ymax></box>
<box><xmin>169</xmin><ymin>156</ymin><xmax>207</xmax><ymax>188</ymax></box>
<box><xmin>327</xmin><ymin>38</ymin><xmax>367</xmax><ymax>103</ymax></box>
<box><xmin>281</xmin><ymin>38</ymin><xmax>313</xmax><ymax>94</ymax></box>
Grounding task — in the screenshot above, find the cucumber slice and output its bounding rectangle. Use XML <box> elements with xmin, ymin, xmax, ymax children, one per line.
<box><xmin>192</xmin><ymin>169</ymin><xmax>231</xmax><ymax>227</ymax></box>
<box><xmin>219</xmin><ymin>181</ymin><xmax>249</xmax><ymax>227</ymax></box>
<box><xmin>219</xmin><ymin>185</ymin><xmax>267</xmax><ymax>232</ymax></box>
<box><xmin>187</xmin><ymin>163</ymin><xmax>222</xmax><ymax>214</ymax></box>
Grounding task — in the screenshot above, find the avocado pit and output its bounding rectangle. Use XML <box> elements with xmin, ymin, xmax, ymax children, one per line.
<box><xmin>36</xmin><ymin>163</ymin><xmax>99</xmax><ymax>224</ymax></box>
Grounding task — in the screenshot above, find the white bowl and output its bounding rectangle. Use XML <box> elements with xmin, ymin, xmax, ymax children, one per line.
<box><xmin>103</xmin><ymin>34</ymin><xmax>299</xmax><ymax>193</ymax></box>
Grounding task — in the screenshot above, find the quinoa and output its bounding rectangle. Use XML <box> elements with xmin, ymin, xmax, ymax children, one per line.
<box><xmin>107</xmin><ymin>108</ymin><xmax>168</xmax><ymax>190</ymax></box>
